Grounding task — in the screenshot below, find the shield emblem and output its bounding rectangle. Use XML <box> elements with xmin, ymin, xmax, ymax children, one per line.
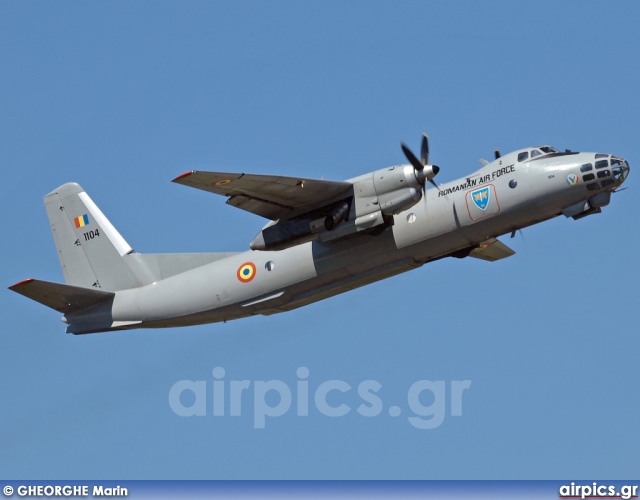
<box><xmin>470</xmin><ymin>187</ymin><xmax>490</xmax><ymax>210</ymax></box>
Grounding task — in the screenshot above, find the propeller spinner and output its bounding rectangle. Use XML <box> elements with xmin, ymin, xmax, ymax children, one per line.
<box><xmin>401</xmin><ymin>134</ymin><xmax>441</xmax><ymax>201</ymax></box>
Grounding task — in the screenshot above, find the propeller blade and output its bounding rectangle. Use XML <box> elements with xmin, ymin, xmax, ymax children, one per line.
<box><xmin>428</xmin><ymin>165</ymin><xmax>441</xmax><ymax>191</ymax></box>
<box><xmin>420</xmin><ymin>133</ymin><xmax>430</xmax><ymax>165</ymax></box>
<box><xmin>402</xmin><ymin>136</ymin><xmax>442</xmax><ymax>198</ymax></box>
<box><xmin>401</xmin><ymin>143</ymin><xmax>424</xmax><ymax>173</ymax></box>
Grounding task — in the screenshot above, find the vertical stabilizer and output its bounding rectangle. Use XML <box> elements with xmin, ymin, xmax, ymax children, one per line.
<box><xmin>44</xmin><ymin>183</ymin><xmax>142</xmax><ymax>291</ymax></box>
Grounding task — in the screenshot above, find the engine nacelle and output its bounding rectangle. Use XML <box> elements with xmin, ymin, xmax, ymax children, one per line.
<box><xmin>249</xmin><ymin>164</ymin><xmax>426</xmax><ymax>250</ymax></box>
<box><xmin>372</xmin><ymin>165</ymin><xmax>423</xmax><ymax>216</ymax></box>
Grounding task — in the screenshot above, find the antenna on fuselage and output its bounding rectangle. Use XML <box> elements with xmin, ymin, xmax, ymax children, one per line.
<box><xmin>510</xmin><ymin>229</ymin><xmax>525</xmax><ymax>241</ymax></box>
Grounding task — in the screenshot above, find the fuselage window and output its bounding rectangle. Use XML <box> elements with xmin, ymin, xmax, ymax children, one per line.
<box><xmin>595</xmin><ymin>153</ymin><xmax>609</xmax><ymax>159</ymax></box>
<box><xmin>601</xmin><ymin>179</ymin><xmax>615</xmax><ymax>188</ymax></box>
<box><xmin>517</xmin><ymin>152</ymin><xmax>529</xmax><ymax>162</ymax></box>
<box><xmin>613</xmin><ymin>167</ymin><xmax>628</xmax><ymax>182</ymax></box>
<box><xmin>580</xmin><ymin>163</ymin><xmax>593</xmax><ymax>172</ymax></box>
<box><xmin>583</xmin><ymin>173</ymin><xmax>595</xmax><ymax>181</ymax></box>
<box><xmin>597</xmin><ymin>169</ymin><xmax>611</xmax><ymax>179</ymax></box>
<box><xmin>595</xmin><ymin>159</ymin><xmax>609</xmax><ymax>169</ymax></box>
<box><xmin>586</xmin><ymin>183</ymin><xmax>600</xmax><ymax>191</ymax></box>
<box><xmin>611</xmin><ymin>158</ymin><xmax>624</xmax><ymax>167</ymax></box>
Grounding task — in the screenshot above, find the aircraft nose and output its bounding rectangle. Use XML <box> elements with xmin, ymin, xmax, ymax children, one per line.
<box><xmin>612</xmin><ymin>157</ymin><xmax>630</xmax><ymax>185</ymax></box>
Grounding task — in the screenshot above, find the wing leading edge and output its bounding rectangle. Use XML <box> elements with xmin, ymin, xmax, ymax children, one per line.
<box><xmin>172</xmin><ymin>171</ymin><xmax>352</xmax><ymax>220</ymax></box>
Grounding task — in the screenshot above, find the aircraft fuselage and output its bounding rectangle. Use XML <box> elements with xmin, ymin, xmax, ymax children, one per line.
<box><xmin>61</xmin><ymin>147</ymin><xmax>629</xmax><ymax>333</ymax></box>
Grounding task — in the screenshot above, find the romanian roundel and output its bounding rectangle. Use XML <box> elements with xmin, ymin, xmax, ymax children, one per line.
<box><xmin>237</xmin><ymin>262</ymin><xmax>257</xmax><ymax>283</ymax></box>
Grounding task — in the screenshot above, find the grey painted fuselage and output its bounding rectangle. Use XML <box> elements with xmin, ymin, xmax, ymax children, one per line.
<box><xmin>63</xmin><ymin>147</ymin><xmax>629</xmax><ymax>333</ymax></box>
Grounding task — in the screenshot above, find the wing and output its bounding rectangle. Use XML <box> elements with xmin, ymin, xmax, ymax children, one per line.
<box><xmin>172</xmin><ymin>171</ymin><xmax>353</xmax><ymax>220</ymax></box>
<box><xmin>469</xmin><ymin>238</ymin><xmax>515</xmax><ymax>262</ymax></box>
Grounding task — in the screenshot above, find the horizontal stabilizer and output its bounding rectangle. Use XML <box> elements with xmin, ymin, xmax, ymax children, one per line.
<box><xmin>9</xmin><ymin>278</ymin><xmax>114</xmax><ymax>314</ymax></box>
<box><xmin>469</xmin><ymin>238</ymin><xmax>515</xmax><ymax>262</ymax></box>
<box><xmin>65</xmin><ymin>320</ymin><xmax>142</xmax><ymax>335</ymax></box>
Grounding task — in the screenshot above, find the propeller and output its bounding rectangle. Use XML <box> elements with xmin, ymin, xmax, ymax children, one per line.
<box><xmin>401</xmin><ymin>134</ymin><xmax>441</xmax><ymax>204</ymax></box>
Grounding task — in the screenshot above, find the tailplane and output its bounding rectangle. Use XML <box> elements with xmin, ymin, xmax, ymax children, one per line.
<box><xmin>9</xmin><ymin>278</ymin><xmax>142</xmax><ymax>334</ymax></box>
<box><xmin>9</xmin><ymin>278</ymin><xmax>114</xmax><ymax>314</ymax></box>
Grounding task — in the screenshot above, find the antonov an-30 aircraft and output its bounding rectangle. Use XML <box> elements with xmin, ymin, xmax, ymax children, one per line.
<box><xmin>10</xmin><ymin>135</ymin><xmax>630</xmax><ymax>334</ymax></box>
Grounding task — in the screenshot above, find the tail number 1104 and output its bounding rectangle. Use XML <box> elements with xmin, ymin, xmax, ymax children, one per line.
<box><xmin>83</xmin><ymin>229</ymin><xmax>100</xmax><ymax>241</ymax></box>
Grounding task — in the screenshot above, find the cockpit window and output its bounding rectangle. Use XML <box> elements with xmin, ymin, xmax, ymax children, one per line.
<box><xmin>580</xmin><ymin>163</ymin><xmax>593</xmax><ymax>172</ymax></box>
<box><xmin>528</xmin><ymin>146</ymin><xmax>560</xmax><ymax>160</ymax></box>
<box><xmin>595</xmin><ymin>159</ymin><xmax>609</xmax><ymax>169</ymax></box>
<box><xmin>595</xmin><ymin>153</ymin><xmax>609</xmax><ymax>159</ymax></box>
<box><xmin>517</xmin><ymin>152</ymin><xmax>529</xmax><ymax>162</ymax></box>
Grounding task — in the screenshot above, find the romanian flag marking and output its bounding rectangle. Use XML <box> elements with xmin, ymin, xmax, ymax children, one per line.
<box><xmin>237</xmin><ymin>262</ymin><xmax>257</xmax><ymax>283</ymax></box>
<box><xmin>74</xmin><ymin>214</ymin><xmax>89</xmax><ymax>228</ymax></box>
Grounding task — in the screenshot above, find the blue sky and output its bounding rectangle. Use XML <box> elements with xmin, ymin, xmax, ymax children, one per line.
<box><xmin>1</xmin><ymin>0</ymin><xmax>639</xmax><ymax>479</ymax></box>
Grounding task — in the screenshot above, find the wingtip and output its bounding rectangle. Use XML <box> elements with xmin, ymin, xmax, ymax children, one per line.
<box><xmin>172</xmin><ymin>171</ymin><xmax>193</xmax><ymax>182</ymax></box>
<box><xmin>9</xmin><ymin>278</ymin><xmax>35</xmax><ymax>290</ymax></box>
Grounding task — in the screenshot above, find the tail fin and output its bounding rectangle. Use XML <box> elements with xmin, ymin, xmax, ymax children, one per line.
<box><xmin>44</xmin><ymin>183</ymin><xmax>142</xmax><ymax>291</ymax></box>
